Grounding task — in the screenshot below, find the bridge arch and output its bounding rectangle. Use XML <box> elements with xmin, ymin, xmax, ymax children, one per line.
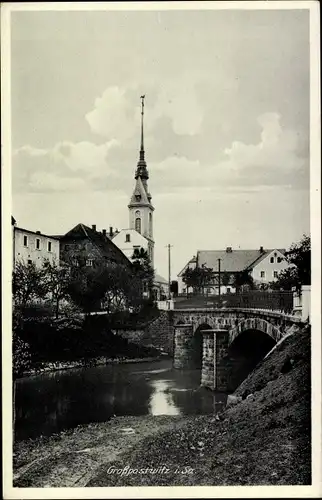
<box><xmin>229</xmin><ymin>317</ymin><xmax>282</xmax><ymax>346</ymax></box>
<box><xmin>224</xmin><ymin>319</ymin><xmax>280</xmax><ymax>391</ymax></box>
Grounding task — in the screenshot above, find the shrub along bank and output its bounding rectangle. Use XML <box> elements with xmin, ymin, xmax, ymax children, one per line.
<box><xmin>14</xmin><ymin>313</ymin><xmax>161</xmax><ymax>378</ymax></box>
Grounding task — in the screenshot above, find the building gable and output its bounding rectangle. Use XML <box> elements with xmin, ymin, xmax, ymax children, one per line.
<box><xmin>60</xmin><ymin>223</ymin><xmax>131</xmax><ymax>267</ymax></box>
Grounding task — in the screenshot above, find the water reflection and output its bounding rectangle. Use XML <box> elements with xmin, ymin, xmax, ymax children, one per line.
<box><xmin>15</xmin><ymin>359</ymin><xmax>227</xmax><ymax>441</ymax></box>
<box><xmin>149</xmin><ymin>380</ymin><xmax>180</xmax><ymax>416</ymax></box>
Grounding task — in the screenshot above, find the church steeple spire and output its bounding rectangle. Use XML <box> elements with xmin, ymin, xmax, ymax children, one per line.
<box><xmin>128</xmin><ymin>95</ymin><xmax>154</xmax><ymax>267</ymax></box>
<box><xmin>135</xmin><ymin>95</ymin><xmax>149</xmax><ymax>182</ymax></box>
<box><xmin>140</xmin><ymin>94</ymin><xmax>145</xmax><ymax>161</ymax></box>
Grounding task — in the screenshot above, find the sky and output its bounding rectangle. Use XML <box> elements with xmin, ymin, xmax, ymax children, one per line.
<box><xmin>11</xmin><ymin>7</ymin><xmax>310</xmax><ymax>279</ymax></box>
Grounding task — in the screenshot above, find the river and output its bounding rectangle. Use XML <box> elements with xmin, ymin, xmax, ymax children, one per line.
<box><xmin>15</xmin><ymin>359</ymin><xmax>227</xmax><ymax>441</ymax></box>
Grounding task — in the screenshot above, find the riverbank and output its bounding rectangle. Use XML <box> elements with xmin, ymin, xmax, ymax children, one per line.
<box><xmin>13</xmin><ymin>325</ymin><xmax>311</xmax><ymax>487</ymax></box>
<box><xmin>21</xmin><ymin>354</ymin><xmax>164</xmax><ymax>378</ymax></box>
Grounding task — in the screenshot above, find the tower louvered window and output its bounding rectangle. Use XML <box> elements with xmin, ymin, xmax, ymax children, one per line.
<box><xmin>135</xmin><ymin>218</ymin><xmax>141</xmax><ymax>233</ymax></box>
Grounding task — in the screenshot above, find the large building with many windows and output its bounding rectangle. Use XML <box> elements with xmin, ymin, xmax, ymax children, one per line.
<box><xmin>12</xmin><ymin>218</ymin><xmax>60</xmax><ymax>269</ymax></box>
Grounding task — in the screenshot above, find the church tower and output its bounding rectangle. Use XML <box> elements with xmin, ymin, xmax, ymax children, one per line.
<box><xmin>128</xmin><ymin>96</ymin><xmax>155</xmax><ymax>266</ymax></box>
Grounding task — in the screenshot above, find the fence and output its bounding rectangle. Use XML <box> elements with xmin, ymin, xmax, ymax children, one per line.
<box><xmin>174</xmin><ymin>290</ymin><xmax>294</xmax><ymax>313</ymax></box>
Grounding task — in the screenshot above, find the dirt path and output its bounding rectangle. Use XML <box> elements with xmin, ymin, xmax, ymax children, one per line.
<box><xmin>13</xmin><ymin>415</ymin><xmax>192</xmax><ymax>487</ymax></box>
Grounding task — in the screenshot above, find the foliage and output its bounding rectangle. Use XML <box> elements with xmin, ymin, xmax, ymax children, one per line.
<box><xmin>15</xmin><ymin>314</ymin><xmax>159</xmax><ymax>366</ymax></box>
<box><xmin>43</xmin><ymin>259</ymin><xmax>71</xmax><ymax>318</ymax></box>
<box><xmin>67</xmin><ymin>262</ymin><xmax>143</xmax><ymax>315</ymax></box>
<box><xmin>232</xmin><ymin>269</ymin><xmax>255</xmax><ymax>293</ymax></box>
<box><xmin>12</xmin><ymin>261</ymin><xmax>48</xmax><ymax>309</ymax></box>
<box><xmin>182</xmin><ymin>264</ymin><xmax>214</xmax><ymax>294</ymax></box>
<box><xmin>131</xmin><ymin>247</ymin><xmax>155</xmax><ymax>297</ymax></box>
<box><xmin>221</xmin><ymin>272</ymin><xmax>232</xmax><ymax>287</ymax></box>
<box><xmin>12</xmin><ymin>308</ymin><xmax>32</xmax><ymax>379</ymax></box>
<box><xmin>270</xmin><ymin>235</ymin><xmax>311</xmax><ymax>291</ymax></box>
<box><xmin>67</xmin><ymin>265</ymin><xmax>111</xmax><ymax>314</ymax></box>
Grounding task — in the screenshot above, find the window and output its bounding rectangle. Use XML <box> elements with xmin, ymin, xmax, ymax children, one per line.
<box><xmin>27</xmin><ymin>259</ymin><xmax>32</xmax><ymax>265</ymax></box>
<box><xmin>23</xmin><ymin>235</ymin><xmax>28</xmax><ymax>247</ymax></box>
<box><xmin>273</xmin><ymin>271</ymin><xmax>278</xmax><ymax>278</ymax></box>
<box><xmin>86</xmin><ymin>259</ymin><xmax>93</xmax><ymax>267</ymax></box>
<box><xmin>36</xmin><ymin>238</ymin><xmax>41</xmax><ymax>250</ymax></box>
<box><xmin>135</xmin><ymin>218</ymin><xmax>141</xmax><ymax>233</ymax></box>
<box><xmin>149</xmin><ymin>213</ymin><xmax>152</xmax><ymax>236</ymax></box>
<box><xmin>270</xmin><ymin>257</ymin><xmax>274</xmax><ymax>263</ymax></box>
<box><xmin>226</xmin><ymin>287</ymin><xmax>231</xmax><ymax>294</ymax></box>
<box><xmin>277</xmin><ymin>257</ymin><xmax>282</xmax><ymax>263</ymax></box>
<box><xmin>48</xmin><ymin>241</ymin><xmax>52</xmax><ymax>252</ymax></box>
<box><xmin>260</xmin><ymin>271</ymin><xmax>265</xmax><ymax>278</ymax></box>
<box><xmin>125</xmin><ymin>234</ymin><xmax>131</xmax><ymax>243</ymax></box>
<box><xmin>135</xmin><ymin>195</ymin><xmax>141</xmax><ymax>201</ymax></box>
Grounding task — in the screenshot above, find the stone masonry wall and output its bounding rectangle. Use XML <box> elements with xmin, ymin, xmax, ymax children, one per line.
<box><xmin>173</xmin><ymin>324</ymin><xmax>194</xmax><ymax>369</ymax></box>
<box><xmin>116</xmin><ymin>311</ymin><xmax>174</xmax><ymax>355</ymax></box>
<box><xmin>215</xmin><ymin>330</ymin><xmax>230</xmax><ymax>391</ymax></box>
<box><xmin>201</xmin><ymin>332</ymin><xmax>214</xmax><ymax>388</ymax></box>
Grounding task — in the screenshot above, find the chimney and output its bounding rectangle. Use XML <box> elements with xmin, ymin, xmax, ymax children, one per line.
<box><xmin>226</xmin><ymin>247</ymin><xmax>232</xmax><ymax>253</ymax></box>
<box><xmin>92</xmin><ymin>224</ymin><xmax>96</xmax><ymax>231</ymax></box>
<box><xmin>102</xmin><ymin>229</ymin><xmax>106</xmax><ymax>237</ymax></box>
<box><xmin>260</xmin><ymin>246</ymin><xmax>264</xmax><ymax>253</ymax></box>
<box><xmin>109</xmin><ymin>226</ymin><xmax>113</xmax><ymax>237</ymax></box>
<box><xmin>36</xmin><ymin>230</ymin><xmax>41</xmax><ymax>234</ymax></box>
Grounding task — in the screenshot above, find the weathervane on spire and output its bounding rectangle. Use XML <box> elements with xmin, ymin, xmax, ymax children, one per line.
<box><xmin>140</xmin><ymin>94</ymin><xmax>145</xmax><ymax>115</ymax></box>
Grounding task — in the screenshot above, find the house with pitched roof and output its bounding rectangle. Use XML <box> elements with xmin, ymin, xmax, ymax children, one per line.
<box><xmin>59</xmin><ymin>223</ymin><xmax>131</xmax><ymax>269</ymax></box>
<box><xmin>177</xmin><ymin>246</ymin><xmax>289</xmax><ymax>295</ymax></box>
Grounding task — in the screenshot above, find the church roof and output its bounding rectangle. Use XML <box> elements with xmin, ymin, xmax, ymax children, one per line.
<box><xmin>129</xmin><ymin>176</ymin><xmax>152</xmax><ymax>207</ymax></box>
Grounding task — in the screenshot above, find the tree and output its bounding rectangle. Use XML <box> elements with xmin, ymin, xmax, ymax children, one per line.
<box><xmin>67</xmin><ymin>264</ymin><xmax>109</xmax><ymax>315</ymax></box>
<box><xmin>43</xmin><ymin>259</ymin><xmax>71</xmax><ymax>318</ymax></box>
<box><xmin>12</xmin><ymin>261</ymin><xmax>48</xmax><ymax>310</ymax></box>
<box><xmin>182</xmin><ymin>264</ymin><xmax>214</xmax><ymax>295</ymax></box>
<box><xmin>221</xmin><ymin>272</ymin><xmax>231</xmax><ymax>288</ymax></box>
<box><xmin>232</xmin><ymin>269</ymin><xmax>255</xmax><ymax>293</ymax></box>
<box><xmin>131</xmin><ymin>247</ymin><xmax>155</xmax><ymax>298</ymax></box>
<box><xmin>270</xmin><ymin>235</ymin><xmax>310</xmax><ymax>291</ymax></box>
<box><xmin>67</xmin><ymin>262</ymin><xmax>142</xmax><ymax>316</ymax></box>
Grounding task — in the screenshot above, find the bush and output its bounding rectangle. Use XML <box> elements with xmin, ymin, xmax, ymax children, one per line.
<box><xmin>15</xmin><ymin>314</ymin><xmax>160</xmax><ymax>367</ymax></box>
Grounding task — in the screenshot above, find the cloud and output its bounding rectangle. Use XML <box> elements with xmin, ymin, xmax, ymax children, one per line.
<box><xmin>13</xmin><ymin>110</ymin><xmax>308</xmax><ymax>196</ymax></box>
<box><xmin>150</xmin><ymin>112</ymin><xmax>308</xmax><ymax>194</ymax></box>
<box><xmin>12</xmin><ymin>139</ymin><xmax>120</xmax><ymax>193</ymax></box>
<box><xmin>85</xmin><ymin>80</ymin><xmax>204</xmax><ymax>143</ymax></box>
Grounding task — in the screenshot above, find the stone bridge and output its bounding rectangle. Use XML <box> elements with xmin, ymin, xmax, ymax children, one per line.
<box><xmin>172</xmin><ymin>308</ymin><xmax>304</xmax><ymax>392</ymax></box>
